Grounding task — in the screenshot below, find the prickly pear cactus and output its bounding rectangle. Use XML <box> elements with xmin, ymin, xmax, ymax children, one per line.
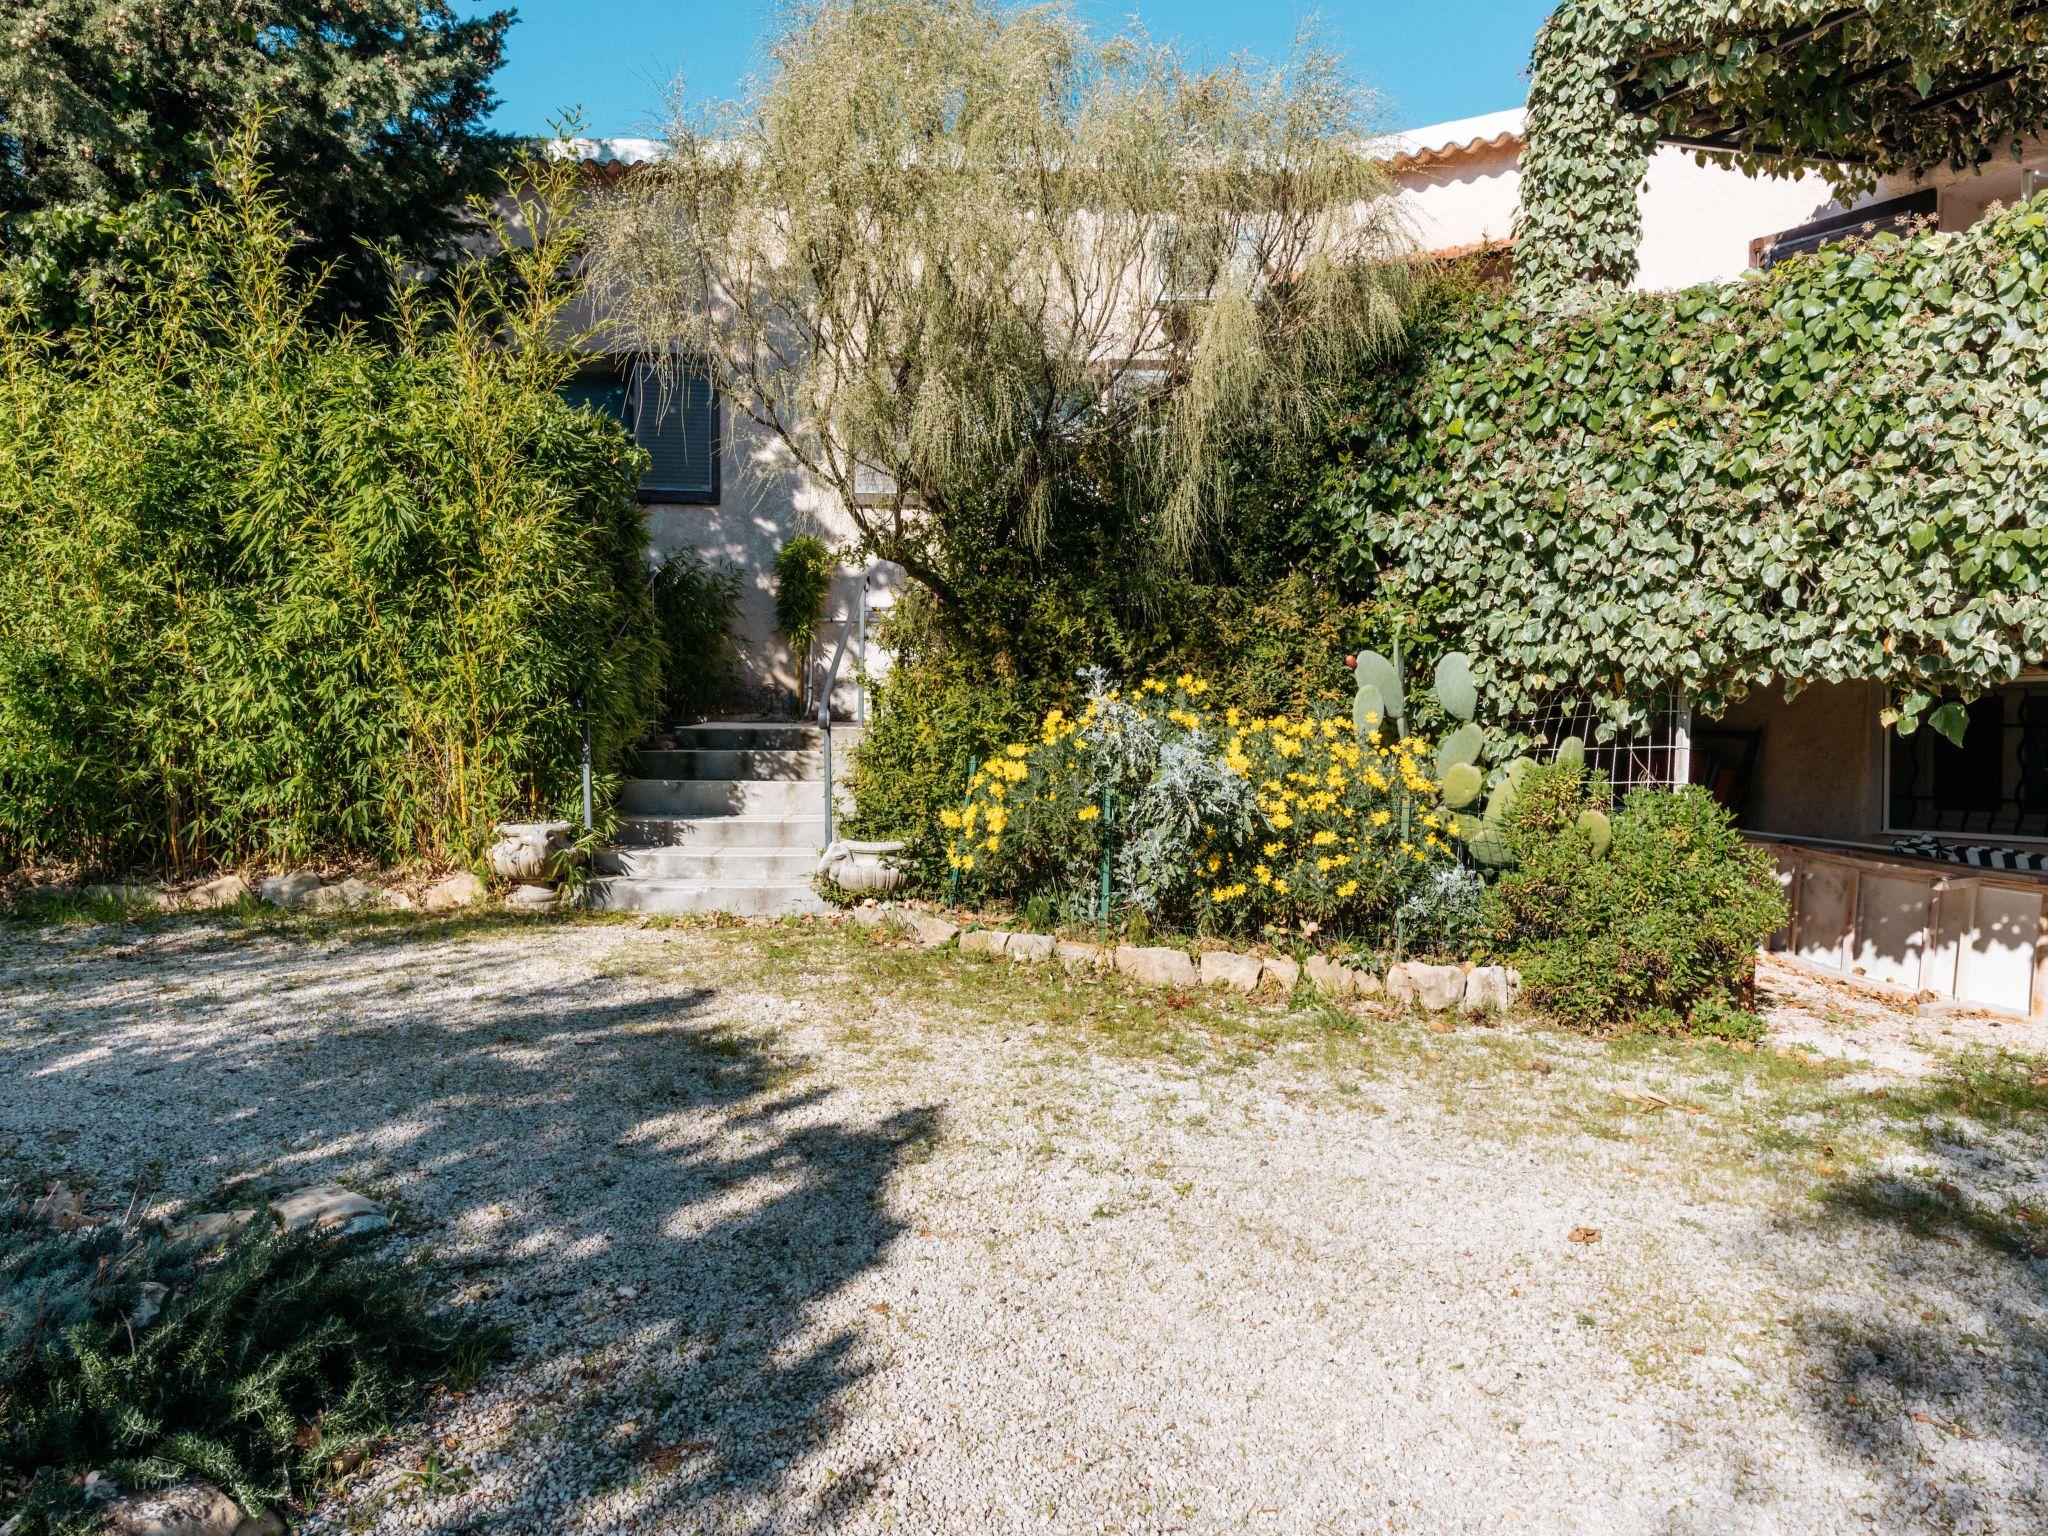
<box><xmin>1576</xmin><ymin>807</ymin><xmax>1613</xmax><ymax>859</ymax></box>
<box><xmin>1433</xmin><ymin>653</ymin><xmax>1478</xmax><ymax>724</ymax></box>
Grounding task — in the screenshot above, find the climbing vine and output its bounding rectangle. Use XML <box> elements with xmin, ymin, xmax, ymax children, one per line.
<box><xmin>1516</xmin><ymin>0</ymin><xmax>2048</xmax><ymax>296</ymax></box>
<box><xmin>1340</xmin><ymin>201</ymin><xmax>2048</xmax><ymax>737</ymax></box>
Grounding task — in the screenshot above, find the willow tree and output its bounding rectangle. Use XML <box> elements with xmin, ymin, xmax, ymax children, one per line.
<box><xmin>582</xmin><ymin>0</ymin><xmax>1415</xmax><ymax>609</ymax></box>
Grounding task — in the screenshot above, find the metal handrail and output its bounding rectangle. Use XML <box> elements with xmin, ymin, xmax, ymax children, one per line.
<box><xmin>816</xmin><ymin>619</ymin><xmax>855</xmax><ymax>846</ymax></box>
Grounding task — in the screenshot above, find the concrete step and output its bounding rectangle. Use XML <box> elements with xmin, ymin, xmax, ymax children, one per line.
<box><xmin>588</xmin><ymin>878</ymin><xmax>830</xmax><ymax>918</ymax></box>
<box><xmin>613</xmin><ymin>814</ymin><xmax>828</xmax><ymax>850</ymax></box>
<box><xmin>632</xmin><ymin>747</ymin><xmax>823</xmax><ymax>781</ymax></box>
<box><xmin>595</xmin><ymin>846</ymin><xmax>820</xmax><ymax>881</ymax></box>
<box><xmin>619</xmin><ymin>778</ymin><xmax>824</xmax><ymax>818</ymax></box>
<box><xmin>667</xmin><ymin>722</ymin><xmax>821</xmax><ymax>752</ymax></box>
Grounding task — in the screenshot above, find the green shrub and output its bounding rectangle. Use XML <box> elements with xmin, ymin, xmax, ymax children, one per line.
<box><xmin>2</xmin><ymin>1192</ymin><xmax>493</xmax><ymax>1535</ymax></box>
<box><xmin>772</xmin><ymin>535</ymin><xmax>837</xmax><ymax>663</ymax></box>
<box><xmin>651</xmin><ymin>547</ymin><xmax>743</xmax><ymax>724</ymax></box>
<box><xmin>0</xmin><ymin>143</ymin><xmax>658</xmax><ymax>877</ymax></box>
<box><xmin>844</xmin><ymin>649</ymin><xmax>1045</xmax><ymax>894</ymax></box>
<box><xmin>1483</xmin><ymin>764</ymin><xmax>1788</xmax><ymax>1032</ymax></box>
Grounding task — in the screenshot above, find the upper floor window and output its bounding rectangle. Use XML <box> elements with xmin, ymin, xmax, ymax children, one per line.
<box><xmin>564</xmin><ymin>361</ymin><xmax>720</xmax><ymax>504</ymax></box>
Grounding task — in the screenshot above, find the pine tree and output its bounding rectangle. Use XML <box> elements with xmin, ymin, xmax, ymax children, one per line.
<box><xmin>0</xmin><ymin>0</ymin><xmax>515</xmax><ymax>323</ymax></box>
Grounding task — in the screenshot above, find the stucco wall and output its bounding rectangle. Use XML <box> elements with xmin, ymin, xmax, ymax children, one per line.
<box><xmin>642</xmin><ymin>409</ymin><xmax>890</xmax><ymax>722</ymax></box>
<box><xmin>1705</xmin><ymin>680</ymin><xmax>1886</xmax><ymax>842</ymax></box>
<box><xmin>1389</xmin><ymin>141</ymin><xmax>1837</xmax><ymax>290</ymax></box>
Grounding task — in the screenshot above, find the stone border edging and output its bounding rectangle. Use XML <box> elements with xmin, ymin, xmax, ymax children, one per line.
<box><xmin>850</xmin><ymin>903</ymin><xmax>1519</xmax><ymax>1016</ymax></box>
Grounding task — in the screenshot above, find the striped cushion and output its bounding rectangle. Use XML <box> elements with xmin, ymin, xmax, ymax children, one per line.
<box><xmin>1892</xmin><ymin>835</ymin><xmax>2048</xmax><ymax>873</ymax></box>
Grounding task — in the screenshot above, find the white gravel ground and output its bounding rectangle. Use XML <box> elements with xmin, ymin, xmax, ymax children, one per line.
<box><xmin>4</xmin><ymin>915</ymin><xmax>2046</xmax><ymax>1536</ymax></box>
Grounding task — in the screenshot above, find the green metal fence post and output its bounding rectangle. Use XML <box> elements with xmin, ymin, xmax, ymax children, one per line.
<box><xmin>948</xmin><ymin>753</ymin><xmax>978</xmax><ymax>909</ymax></box>
<box><xmin>1393</xmin><ymin>631</ymin><xmax>1409</xmax><ymax>959</ymax></box>
<box><xmin>1097</xmin><ymin>782</ymin><xmax>1115</xmax><ymax>928</ymax></box>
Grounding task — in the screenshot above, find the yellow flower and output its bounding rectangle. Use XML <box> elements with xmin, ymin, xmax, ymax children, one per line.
<box><xmin>1254</xmin><ymin>863</ymin><xmax>1272</xmax><ymax>886</ymax></box>
<box><xmin>940</xmin><ymin>808</ymin><xmax>963</xmax><ymax>831</ymax></box>
<box><xmin>1077</xmin><ymin>804</ymin><xmax>1101</xmax><ymax>822</ymax></box>
<box><xmin>984</xmin><ymin>835</ymin><xmax>1000</xmax><ymax>852</ymax></box>
<box><xmin>1271</xmin><ymin>812</ymin><xmax>1294</xmax><ymax>829</ymax></box>
<box><xmin>1370</xmin><ymin>809</ymin><xmax>1391</xmax><ymax>827</ymax></box>
<box><xmin>1005</xmin><ymin>742</ymin><xmax>1028</xmax><ymax>759</ymax></box>
<box><xmin>959</xmin><ymin>853</ymin><xmax>975</xmax><ymax>871</ymax></box>
<box><xmin>1337</xmin><ymin>880</ymin><xmax>1358</xmax><ymax>898</ymax></box>
<box><xmin>1262</xmin><ymin>840</ymin><xmax>1283</xmax><ymax>857</ymax></box>
<box><xmin>1273</xmin><ymin>878</ymin><xmax>1290</xmax><ymax>895</ymax></box>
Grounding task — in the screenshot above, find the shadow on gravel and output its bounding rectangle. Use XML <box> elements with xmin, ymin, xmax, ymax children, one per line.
<box><xmin>2</xmin><ymin>917</ymin><xmax>943</xmax><ymax>1533</ymax></box>
<box><xmin>1775</xmin><ymin>1119</ymin><xmax>2048</xmax><ymax>1529</ymax></box>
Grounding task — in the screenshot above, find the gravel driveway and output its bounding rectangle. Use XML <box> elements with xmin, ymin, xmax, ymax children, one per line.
<box><xmin>4</xmin><ymin>914</ymin><xmax>2046</xmax><ymax>1535</ymax></box>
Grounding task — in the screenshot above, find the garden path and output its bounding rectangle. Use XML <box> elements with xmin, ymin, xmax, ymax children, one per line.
<box><xmin>3</xmin><ymin>916</ymin><xmax>2044</xmax><ymax>1535</ymax></box>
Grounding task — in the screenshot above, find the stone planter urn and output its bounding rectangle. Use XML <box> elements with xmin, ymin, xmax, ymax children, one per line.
<box><xmin>489</xmin><ymin>821</ymin><xmax>574</xmax><ymax>883</ymax></box>
<box><xmin>818</xmin><ymin>839</ymin><xmax>909</xmax><ymax>895</ymax></box>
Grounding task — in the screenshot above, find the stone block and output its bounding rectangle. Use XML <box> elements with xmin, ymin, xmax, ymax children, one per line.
<box><xmin>1006</xmin><ymin>932</ymin><xmax>1057</xmax><ymax>964</ymax></box>
<box><xmin>184</xmin><ymin>875</ymin><xmax>251</xmax><ymax>911</ymax></box>
<box><xmin>1260</xmin><ymin>955</ymin><xmax>1301</xmax><ymax>993</ymax></box>
<box><xmin>959</xmin><ymin>928</ymin><xmax>1010</xmax><ymax>956</ymax></box>
<box><xmin>1387</xmin><ymin>961</ymin><xmax>1468</xmax><ymax>1013</ymax></box>
<box><xmin>1463</xmin><ymin>965</ymin><xmax>1519</xmax><ymax>1015</ymax></box>
<box><xmin>910</xmin><ymin>915</ymin><xmax>960</xmax><ymax>948</ymax></box>
<box><xmin>272</xmin><ymin>1182</ymin><xmax>389</xmax><ymax>1239</ymax></box>
<box><xmin>256</xmin><ymin>871</ymin><xmax>324</xmax><ymax>907</ymax></box>
<box><xmin>1114</xmin><ymin>945</ymin><xmax>1197</xmax><ymax>989</ymax></box>
<box><xmin>1305</xmin><ymin>955</ymin><xmax>1356</xmax><ymax>997</ymax></box>
<box><xmin>1200</xmin><ymin>951</ymin><xmax>1263</xmax><ymax>991</ymax></box>
<box><xmin>420</xmin><ymin>871</ymin><xmax>486</xmax><ymax>912</ymax></box>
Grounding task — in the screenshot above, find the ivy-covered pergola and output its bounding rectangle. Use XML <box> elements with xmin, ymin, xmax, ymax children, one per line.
<box><xmin>1339</xmin><ymin>0</ymin><xmax>2048</xmax><ymax>748</ymax></box>
<box><xmin>1515</xmin><ymin>0</ymin><xmax>2048</xmax><ymax>294</ymax></box>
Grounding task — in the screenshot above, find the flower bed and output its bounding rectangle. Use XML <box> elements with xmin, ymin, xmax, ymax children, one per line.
<box><xmin>941</xmin><ymin>673</ymin><xmax>1463</xmax><ymax>940</ymax></box>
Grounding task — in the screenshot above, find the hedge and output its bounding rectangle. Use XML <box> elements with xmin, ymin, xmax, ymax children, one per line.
<box><xmin>0</xmin><ymin>151</ymin><xmax>660</xmax><ymax>875</ymax></box>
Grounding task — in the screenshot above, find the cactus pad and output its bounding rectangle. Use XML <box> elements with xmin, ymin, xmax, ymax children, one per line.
<box><xmin>1433</xmin><ymin>652</ymin><xmax>1478</xmax><ymax>723</ymax></box>
<box><xmin>1442</xmin><ymin>762</ymin><xmax>1484</xmax><ymax>810</ymax></box>
<box><xmin>1576</xmin><ymin>808</ymin><xmax>1613</xmax><ymax>858</ymax></box>
<box><xmin>1436</xmin><ymin>723</ymin><xmax>1484</xmax><ymax>778</ymax></box>
<box><xmin>1353</xmin><ymin>651</ymin><xmax>1403</xmax><ymax>727</ymax></box>
<box><xmin>1555</xmin><ymin>735</ymin><xmax>1586</xmax><ymax>768</ymax></box>
<box><xmin>1352</xmin><ymin>683</ymin><xmax>1388</xmax><ymax>742</ymax></box>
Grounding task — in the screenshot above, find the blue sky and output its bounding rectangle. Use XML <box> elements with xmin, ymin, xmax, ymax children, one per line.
<box><xmin>460</xmin><ymin>1</ymin><xmax>1554</xmax><ymax>139</ymax></box>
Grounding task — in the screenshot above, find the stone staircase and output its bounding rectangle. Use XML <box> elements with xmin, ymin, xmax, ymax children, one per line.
<box><xmin>590</xmin><ymin>721</ymin><xmax>846</xmax><ymax>917</ymax></box>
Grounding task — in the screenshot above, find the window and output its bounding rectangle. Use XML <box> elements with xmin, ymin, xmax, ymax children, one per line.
<box><xmin>1888</xmin><ymin>681</ymin><xmax>2048</xmax><ymax>839</ymax></box>
<box><xmin>1750</xmin><ymin>189</ymin><xmax>1937</xmax><ymax>270</ymax></box>
<box><xmin>563</xmin><ymin>362</ymin><xmax>719</xmax><ymax>504</ymax></box>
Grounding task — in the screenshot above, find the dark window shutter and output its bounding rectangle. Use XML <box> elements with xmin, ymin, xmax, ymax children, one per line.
<box><xmin>564</xmin><ymin>363</ymin><xmax>720</xmax><ymax>503</ymax></box>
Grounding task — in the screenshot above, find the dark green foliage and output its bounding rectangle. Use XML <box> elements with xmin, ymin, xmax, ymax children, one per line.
<box><xmin>773</xmin><ymin>536</ymin><xmax>838</xmax><ymax>663</ymax></box>
<box><xmin>651</xmin><ymin>548</ymin><xmax>743</xmax><ymax>724</ymax></box>
<box><xmin>2</xmin><ymin>1196</ymin><xmax>492</xmax><ymax>1535</ymax></box>
<box><xmin>845</xmin><ymin>614</ymin><xmax>1043</xmax><ymax>893</ymax></box>
<box><xmin>0</xmin><ymin>144</ymin><xmax>659</xmax><ymax>876</ymax></box>
<box><xmin>0</xmin><ymin>0</ymin><xmax>514</xmax><ymax>326</ymax></box>
<box><xmin>1483</xmin><ymin>764</ymin><xmax>1788</xmax><ymax>1032</ymax></box>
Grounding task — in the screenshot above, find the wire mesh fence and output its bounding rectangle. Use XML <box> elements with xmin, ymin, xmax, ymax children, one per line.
<box><xmin>1510</xmin><ymin>694</ymin><xmax>1693</xmax><ymax>803</ymax></box>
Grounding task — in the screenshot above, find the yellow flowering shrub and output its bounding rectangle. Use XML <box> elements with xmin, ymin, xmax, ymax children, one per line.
<box><xmin>946</xmin><ymin>670</ymin><xmax>1458</xmax><ymax>931</ymax></box>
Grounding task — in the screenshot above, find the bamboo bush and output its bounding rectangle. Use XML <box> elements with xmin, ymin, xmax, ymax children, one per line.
<box><xmin>0</xmin><ymin>135</ymin><xmax>660</xmax><ymax>876</ymax></box>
